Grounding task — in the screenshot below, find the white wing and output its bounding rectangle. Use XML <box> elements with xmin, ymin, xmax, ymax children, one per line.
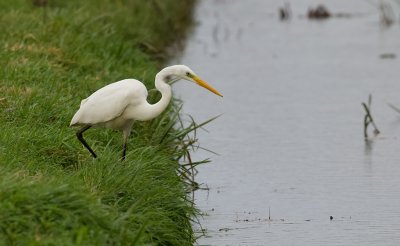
<box><xmin>70</xmin><ymin>79</ymin><xmax>148</xmax><ymax>126</ymax></box>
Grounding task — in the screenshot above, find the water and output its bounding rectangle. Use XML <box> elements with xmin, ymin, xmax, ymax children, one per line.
<box><xmin>173</xmin><ymin>1</ymin><xmax>400</xmax><ymax>245</ymax></box>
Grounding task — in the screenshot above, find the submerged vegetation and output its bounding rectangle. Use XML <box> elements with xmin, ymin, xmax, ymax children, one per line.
<box><xmin>0</xmin><ymin>0</ymin><xmax>203</xmax><ymax>244</ymax></box>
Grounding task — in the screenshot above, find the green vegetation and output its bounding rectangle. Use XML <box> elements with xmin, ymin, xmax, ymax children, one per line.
<box><xmin>0</xmin><ymin>0</ymin><xmax>200</xmax><ymax>244</ymax></box>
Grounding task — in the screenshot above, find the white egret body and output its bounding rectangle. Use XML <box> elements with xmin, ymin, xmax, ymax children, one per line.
<box><xmin>70</xmin><ymin>65</ymin><xmax>222</xmax><ymax>160</ymax></box>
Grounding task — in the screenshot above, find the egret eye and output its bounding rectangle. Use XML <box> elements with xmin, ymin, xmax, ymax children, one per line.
<box><xmin>186</xmin><ymin>72</ymin><xmax>191</xmax><ymax>77</ymax></box>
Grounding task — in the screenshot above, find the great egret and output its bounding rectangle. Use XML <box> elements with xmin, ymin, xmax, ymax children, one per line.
<box><xmin>70</xmin><ymin>65</ymin><xmax>222</xmax><ymax>160</ymax></box>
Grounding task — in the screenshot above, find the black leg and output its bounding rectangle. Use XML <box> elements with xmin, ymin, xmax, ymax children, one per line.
<box><xmin>121</xmin><ymin>128</ymin><xmax>131</xmax><ymax>161</ymax></box>
<box><xmin>121</xmin><ymin>141</ymin><xmax>127</xmax><ymax>161</ymax></box>
<box><xmin>76</xmin><ymin>125</ymin><xmax>97</xmax><ymax>158</ymax></box>
<box><xmin>120</xmin><ymin>122</ymin><xmax>133</xmax><ymax>161</ymax></box>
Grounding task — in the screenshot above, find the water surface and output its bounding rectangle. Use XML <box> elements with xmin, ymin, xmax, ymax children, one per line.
<box><xmin>174</xmin><ymin>1</ymin><xmax>400</xmax><ymax>245</ymax></box>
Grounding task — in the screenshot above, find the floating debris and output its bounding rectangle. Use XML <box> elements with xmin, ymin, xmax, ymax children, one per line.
<box><xmin>380</xmin><ymin>53</ymin><xmax>396</xmax><ymax>59</ymax></box>
<box><xmin>308</xmin><ymin>5</ymin><xmax>331</xmax><ymax>19</ymax></box>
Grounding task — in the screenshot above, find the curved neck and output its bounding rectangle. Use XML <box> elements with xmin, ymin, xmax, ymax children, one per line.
<box><xmin>146</xmin><ymin>73</ymin><xmax>172</xmax><ymax>119</ymax></box>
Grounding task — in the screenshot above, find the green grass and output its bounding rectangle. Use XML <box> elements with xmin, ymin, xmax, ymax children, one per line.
<box><xmin>0</xmin><ymin>0</ymin><xmax>199</xmax><ymax>245</ymax></box>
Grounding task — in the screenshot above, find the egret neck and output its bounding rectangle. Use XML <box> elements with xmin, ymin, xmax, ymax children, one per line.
<box><xmin>144</xmin><ymin>70</ymin><xmax>172</xmax><ymax>120</ymax></box>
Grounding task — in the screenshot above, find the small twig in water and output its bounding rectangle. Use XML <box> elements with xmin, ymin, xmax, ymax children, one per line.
<box><xmin>279</xmin><ymin>2</ymin><xmax>292</xmax><ymax>21</ymax></box>
<box><xmin>379</xmin><ymin>0</ymin><xmax>395</xmax><ymax>26</ymax></box>
<box><xmin>268</xmin><ymin>207</ymin><xmax>271</xmax><ymax>221</ymax></box>
<box><xmin>362</xmin><ymin>94</ymin><xmax>380</xmax><ymax>138</ymax></box>
<box><xmin>387</xmin><ymin>103</ymin><xmax>400</xmax><ymax>114</ymax></box>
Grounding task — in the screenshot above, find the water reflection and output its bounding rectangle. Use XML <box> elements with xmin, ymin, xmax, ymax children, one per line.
<box><xmin>364</xmin><ymin>138</ymin><xmax>374</xmax><ymax>156</ymax></box>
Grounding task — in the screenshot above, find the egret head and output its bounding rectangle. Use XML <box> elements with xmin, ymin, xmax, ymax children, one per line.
<box><xmin>163</xmin><ymin>65</ymin><xmax>223</xmax><ymax>97</ymax></box>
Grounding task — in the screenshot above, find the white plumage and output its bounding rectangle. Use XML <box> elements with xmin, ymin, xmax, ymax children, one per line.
<box><xmin>70</xmin><ymin>65</ymin><xmax>222</xmax><ymax>160</ymax></box>
<box><xmin>71</xmin><ymin>79</ymin><xmax>148</xmax><ymax>127</ymax></box>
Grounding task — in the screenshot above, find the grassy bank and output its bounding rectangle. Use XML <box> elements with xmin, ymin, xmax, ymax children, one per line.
<box><xmin>0</xmin><ymin>0</ymin><xmax>198</xmax><ymax>245</ymax></box>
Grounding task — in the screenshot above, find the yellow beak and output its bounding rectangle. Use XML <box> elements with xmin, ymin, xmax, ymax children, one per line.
<box><xmin>193</xmin><ymin>76</ymin><xmax>223</xmax><ymax>97</ymax></box>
